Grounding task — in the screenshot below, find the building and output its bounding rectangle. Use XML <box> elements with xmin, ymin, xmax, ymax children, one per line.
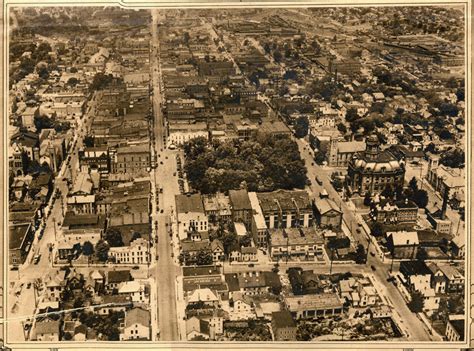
<box><xmin>445</xmin><ymin>319</ymin><xmax>464</xmax><ymax>341</ymax></box>
<box><xmin>248</xmin><ymin>192</ymin><xmax>268</xmax><ymax>247</ymax></box>
<box><xmin>9</xmin><ymin>223</ymin><xmax>34</xmax><ymax>267</ymax></box>
<box><xmin>328</xmin><ymin>138</ymin><xmax>366</xmax><ymax>167</ymax></box>
<box><xmin>176</xmin><ymin>193</ymin><xmax>208</xmax><ymax>241</ymax></box>
<box><xmin>167</xmin><ymin>122</ymin><xmax>208</xmax><ymax>146</ymax></box>
<box><xmin>268</xmin><ymin>227</ymin><xmax>324</xmax><ymax>262</ymax></box>
<box><xmin>118</xmin><ymin>281</ymin><xmax>149</xmax><ymax>303</ymax></box>
<box><xmin>33</xmin><ymin>320</ymin><xmax>60</xmax><ymax>341</ymax></box>
<box><xmin>256</xmin><ymin>190</ymin><xmax>312</xmax><ymax>230</ymax></box>
<box><xmin>228</xmin><ymin>189</ymin><xmax>253</xmax><ymax>229</ymax></box>
<box><xmin>347</xmin><ymin>135</ymin><xmax>405</xmax><ymax>196</ymax></box>
<box><xmin>271</xmin><ymin>310</ymin><xmax>297</xmax><ymax>341</ymax></box>
<box><xmin>108</xmin><ymin>238</ymin><xmax>151</xmax><ymax>265</ymax></box>
<box><xmin>284</xmin><ymin>293</ymin><xmax>344</xmax><ymax>319</ymax></box>
<box><xmin>120</xmin><ymin>307</ymin><xmax>151</xmax><ymax>340</ymax></box>
<box><xmin>426</xmin><ymin>153</ymin><xmax>464</xmax><ymax>199</ymax></box>
<box><xmin>186</xmin><ymin>316</ymin><xmax>210</xmax><ymax>340</ymax></box>
<box><xmin>386</xmin><ymin>231</ymin><xmax>419</xmax><ymax>259</ymax></box>
<box><xmin>313</xmin><ymin>196</ymin><xmax>342</xmax><ymax>229</ymax></box>
<box><xmin>78</xmin><ymin>147</ymin><xmax>110</xmax><ymax>173</ymax></box>
<box><xmin>371</xmin><ymin>198</ymin><xmax>418</xmax><ymax>224</ymax></box>
<box><xmin>210</xmin><ymin>239</ymin><xmax>225</xmax><ymax>262</ymax></box>
<box><xmin>112</xmin><ymin>144</ymin><xmax>150</xmax><ymax>174</ymax></box>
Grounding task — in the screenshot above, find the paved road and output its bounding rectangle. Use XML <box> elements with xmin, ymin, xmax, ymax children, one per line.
<box><xmin>151</xmin><ymin>9</ymin><xmax>179</xmax><ymax>341</ymax></box>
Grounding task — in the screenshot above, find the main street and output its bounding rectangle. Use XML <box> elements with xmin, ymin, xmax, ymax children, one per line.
<box><xmin>150</xmin><ymin>9</ymin><xmax>179</xmax><ymax>341</ymax></box>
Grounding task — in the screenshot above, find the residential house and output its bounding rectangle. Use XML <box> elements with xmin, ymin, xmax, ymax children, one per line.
<box><xmin>107</xmin><ymin>270</ymin><xmax>132</xmax><ymax>291</ymax></box>
<box><xmin>438</xmin><ymin>265</ymin><xmax>465</xmax><ymax>293</ymax></box>
<box><xmin>33</xmin><ymin>320</ymin><xmax>60</xmax><ymax>341</ymax></box>
<box><xmin>339</xmin><ymin>277</ymin><xmax>378</xmax><ymax>307</ymax></box>
<box><xmin>43</xmin><ymin>269</ymin><xmax>67</xmax><ymax>302</ymax></box>
<box><xmin>210</xmin><ymin>239</ymin><xmax>224</xmax><ymax>262</ymax></box>
<box><xmin>232</xmin><ymin>292</ymin><xmax>254</xmax><ymax>313</ymax></box>
<box><xmin>271</xmin><ymin>310</ymin><xmax>297</xmax><ymax>341</ymax></box>
<box><xmin>120</xmin><ymin>307</ymin><xmax>151</xmax><ymax>340</ymax></box>
<box><xmin>118</xmin><ymin>281</ymin><xmax>149</xmax><ymax>304</ymax></box>
<box><xmin>241</xmin><ymin>247</ymin><xmax>257</xmax><ymax>262</ymax></box>
<box><xmin>228</xmin><ymin>243</ymin><xmax>242</xmax><ymax>263</ymax></box>
<box><xmin>186</xmin><ymin>316</ymin><xmax>210</xmax><ymax>341</ymax></box>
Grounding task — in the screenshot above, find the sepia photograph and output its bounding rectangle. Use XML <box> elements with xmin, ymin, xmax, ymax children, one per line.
<box><xmin>3</xmin><ymin>1</ymin><xmax>470</xmax><ymax>348</ymax></box>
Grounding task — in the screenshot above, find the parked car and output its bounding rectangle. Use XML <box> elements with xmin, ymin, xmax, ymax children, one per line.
<box><xmin>370</xmin><ymin>265</ymin><xmax>376</xmax><ymax>271</ymax></box>
<box><xmin>132</xmin><ymin>266</ymin><xmax>139</xmax><ymax>270</ymax></box>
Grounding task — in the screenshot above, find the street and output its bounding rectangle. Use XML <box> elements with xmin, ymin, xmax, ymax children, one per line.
<box><xmin>150</xmin><ymin>9</ymin><xmax>180</xmax><ymax>341</ymax></box>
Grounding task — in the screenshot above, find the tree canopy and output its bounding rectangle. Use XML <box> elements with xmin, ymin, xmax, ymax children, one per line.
<box><xmin>184</xmin><ymin>134</ymin><xmax>308</xmax><ymax>194</ymax></box>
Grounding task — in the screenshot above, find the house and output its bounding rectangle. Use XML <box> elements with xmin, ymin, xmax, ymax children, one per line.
<box><xmin>186</xmin><ymin>288</ymin><xmax>220</xmax><ymax>308</ymax></box>
<box><xmin>186</xmin><ymin>316</ymin><xmax>210</xmax><ymax>340</ymax></box>
<box><xmin>210</xmin><ymin>239</ymin><xmax>225</xmax><ymax>262</ymax></box>
<box><xmin>108</xmin><ymin>238</ymin><xmax>150</xmax><ymax>265</ymax></box>
<box><xmin>271</xmin><ymin>310</ymin><xmax>297</xmax><ymax>341</ymax></box>
<box><xmin>225</xmin><ymin>271</ymin><xmax>280</xmax><ymax>298</ymax></box>
<box><xmin>451</xmin><ymin>235</ymin><xmax>465</xmax><ymax>258</ymax></box>
<box><xmin>118</xmin><ymin>281</ymin><xmax>148</xmax><ymax>304</ymax></box>
<box><xmin>438</xmin><ymin>265</ymin><xmax>465</xmax><ymax>293</ymax></box>
<box><xmin>95</xmin><ymin>294</ymin><xmax>131</xmax><ymax>315</ymax></box>
<box><xmin>445</xmin><ymin>319</ymin><xmax>464</xmax><ymax>341</ymax></box>
<box><xmin>370</xmin><ymin>305</ymin><xmax>392</xmax><ymax>319</ymax></box>
<box><xmin>427</xmin><ymin>262</ymin><xmax>447</xmax><ymax>294</ymax></box>
<box><xmin>232</xmin><ymin>292</ymin><xmax>254</xmax><ymax>313</ymax></box>
<box><xmin>107</xmin><ymin>270</ymin><xmax>132</xmax><ymax>290</ymax></box>
<box><xmin>241</xmin><ymin>246</ymin><xmax>257</xmax><ymax>262</ymax></box>
<box><xmin>313</xmin><ymin>197</ymin><xmax>342</xmax><ymax>229</ymax></box>
<box><xmin>120</xmin><ymin>307</ymin><xmax>151</xmax><ymax>340</ymax></box>
<box><xmin>229</xmin><ymin>243</ymin><xmax>241</xmax><ymax>263</ymax></box>
<box><xmin>284</xmin><ymin>293</ymin><xmax>344</xmax><ymax>319</ymax></box>
<box><xmin>43</xmin><ymin>269</ymin><xmax>67</xmax><ymax>302</ymax></box>
<box><xmin>339</xmin><ymin>277</ymin><xmax>378</xmax><ymax>307</ymax></box>
<box><xmin>229</xmin><ymin>189</ymin><xmax>253</xmax><ymax>229</ymax></box>
<box><xmin>33</xmin><ymin>320</ymin><xmax>60</xmax><ymax>341</ymax></box>
<box><xmin>386</xmin><ymin>231</ymin><xmax>419</xmax><ymax>259</ymax></box>
<box><xmin>176</xmin><ymin>193</ymin><xmax>208</xmax><ymax>241</ymax></box>
<box><xmin>73</xmin><ymin>324</ymin><xmax>88</xmax><ymax>341</ymax></box>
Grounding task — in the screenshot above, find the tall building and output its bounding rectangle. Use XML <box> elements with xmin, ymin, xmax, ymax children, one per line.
<box><xmin>347</xmin><ymin>135</ymin><xmax>405</xmax><ymax>196</ymax></box>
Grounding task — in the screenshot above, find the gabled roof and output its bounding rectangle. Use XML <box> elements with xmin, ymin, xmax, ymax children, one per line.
<box><xmin>228</xmin><ymin>189</ymin><xmax>252</xmax><ymax>210</ymax></box>
<box><xmin>272</xmin><ymin>310</ymin><xmax>296</xmax><ymax>329</ymax></box>
<box><xmin>35</xmin><ymin>320</ymin><xmax>59</xmax><ymax>335</ymax></box>
<box><xmin>125</xmin><ymin>307</ymin><xmax>150</xmax><ymax>328</ymax></box>
<box><xmin>107</xmin><ymin>270</ymin><xmax>132</xmax><ymax>284</ymax></box>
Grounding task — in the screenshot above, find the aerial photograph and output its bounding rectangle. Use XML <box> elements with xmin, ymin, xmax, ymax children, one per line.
<box><xmin>6</xmin><ymin>4</ymin><xmax>467</xmax><ymax>344</ymax></box>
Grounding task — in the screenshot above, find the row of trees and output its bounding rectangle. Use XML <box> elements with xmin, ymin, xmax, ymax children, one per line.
<box><xmin>183</xmin><ymin>134</ymin><xmax>309</xmax><ymax>194</ymax></box>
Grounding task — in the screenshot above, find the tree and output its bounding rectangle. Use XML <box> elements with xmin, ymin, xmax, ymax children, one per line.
<box><xmin>363</xmin><ymin>192</ymin><xmax>372</xmax><ymax>206</ymax></box>
<box><xmin>336</xmin><ymin>122</ymin><xmax>347</xmax><ymax>134</ymax></box>
<box><xmin>67</xmin><ymin>77</ymin><xmax>79</xmax><ymax>86</ymax></box>
<box><xmin>412</xmin><ymin>189</ymin><xmax>429</xmax><ymax>208</ymax></box>
<box><xmin>95</xmin><ymin>240</ymin><xmax>110</xmax><ymax>262</ymax></box>
<box><xmin>345</xmin><ymin>108</ymin><xmax>359</xmax><ymax>122</ymax></box>
<box><xmin>63</xmin><ymin>332</ymin><xmax>73</xmax><ymax>341</ymax></box>
<box><xmin>439</xmin><ymin>129</ymin><xmax>452</xmax><ymax>140</ymax></box>
<box><xmin>381</xmin><ymin>185</ymin><xmax>394</xmax><ymax>199</ymax></box>
<box><xmin>354</xmin><ymin>244</ymin><xmax>366</xmax><ymax>264</ymax></box>
<box><xmin>273</xmin><ymin>49</ymin><xmax>282</xmax><ymax>62</ymax></box>
<box><xmin>82</xmin><ymin>241</ymin><xmax>94</xmax><ymax>256</ymax></box>
<box><xmin>104</xmin><ymin>228</ymin><xmax>124</xmax><ymax>247</ymax></box>
<box><xmin>371</xmin><ymin>222</ymin><xmax>383</xmax><ymax>237</ymax></box>
<box><xmin>83</xmin><ymin>136</ymin><xmax>94</xmax><ymax>147</ymax></box>
<box><xmin>70</xmin><ymin>67</ymin><xmax>78</xmax><ymax>73</ymax></box>
<box><xmin>440</xmin><ymin>149</ymin><xmax>465</xmax><ymax>168</ymax></box>
<box><xmin>131</xmin><ymin>232</ymin><xmax>142</xmax><ymax>242</ymax></box>
<box><xmin>294</xmin><ymin>116</ymin><xmax>309</xmax><ymax>138</ymax></box>
<box><xmin>239</xmin><ymin>234</ymin><xmax>253</xmax><ymax>247</ymax></box>
<box><xmin>195</xmin><ymin>251</ymin><xmax>213</xmax><ymax>266</ymax></box>
<box><xmin>407</xmin><ymin>291</ymin><xmax>424</xmax><ymax>313</ymax></box>
<box><xmin>408</xmin><ymin>177</ymin><xmax>418</xmax><ymax>192</ymax></box>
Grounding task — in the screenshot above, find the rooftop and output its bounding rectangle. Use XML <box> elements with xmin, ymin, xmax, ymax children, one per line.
<box><xmin>285</xmin><ymin>293</ymin><xmax>344</xmax><ymax>312</ymax></box>
<box><xmin>176</xmin><ymin>193</ymin><xmax>205</xmax><ymax>214</ymax></box>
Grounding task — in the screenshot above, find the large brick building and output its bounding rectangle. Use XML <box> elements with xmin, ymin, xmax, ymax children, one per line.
<box><xmin>347</xmin><ymin>135</ymin><xmax>405</xmax><ymax>196</ymax></box>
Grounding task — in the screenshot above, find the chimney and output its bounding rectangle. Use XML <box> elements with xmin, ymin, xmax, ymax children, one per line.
<box><xmin>441</xmin><ymin>186</ymin><xmax>449</xmax><ymax>220</ymax></box>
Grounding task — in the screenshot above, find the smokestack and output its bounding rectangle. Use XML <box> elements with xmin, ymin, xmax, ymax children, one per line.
<box><xmin>441</xmin><ymin>186</ymin><xmax>449</xmax><ymax>220</ymax></box>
